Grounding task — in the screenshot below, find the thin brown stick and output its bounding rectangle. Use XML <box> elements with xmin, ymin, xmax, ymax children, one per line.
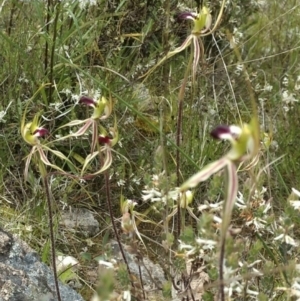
<box><xmin>43</xmin><ymin>175</ymin><xmax>61</xmax><ymax>301</ymax></box>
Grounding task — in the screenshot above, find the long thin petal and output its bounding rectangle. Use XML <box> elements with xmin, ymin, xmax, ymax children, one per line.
<box><xmin>55</xmin><ymin>119</ymin><xmax>93</xmax><ymax>142</ymax></box>
<box><xmin>81</xmin><ymin>151</ymin><xmax>100</xmax><ymax>176</ymax></box>
<box><xmin>38</xmin><ymin>147</ymin><xmax>51</xmax><ymax>165</ymax></box>
<box><xmin>43</xmin><ymin>145</ymin><xmax>76</xmax><ymax>170</ymax></box>
<box><xmin>83</xmin><ymin>148</ymin><xmax>113</xmax><ymax>177</ymax></box>
<box><xmin>58</xmin><ymin>119</ymin><xmax>90</xmax><ymax>128</ymax></box>
<box><xmin>24</xmin><ymin>148</ymin><xmax>34</xmax><ymax>181</ymax></box>
<box><xmin>91</xmin><ymin>120</ymin><xmax>98</xmax><ymax>153</ymax></box>
<box><xmin>221</xmin><ymin>162</ymin><xmax>238</xmax><ymax>236</ymax></box>
<box><xmin>139</xmin><ymin>35</ymin><xmax>193</xmax><ymax>79</ymax></box>
<box><xmin>192</xmin><ymin>36</ymin><xmax>200</xmax><ymax>82</ymax></box>
<box><xmin>72</xmin><ymin>119</ymin><xmax>93</xmax><ymax>136</ymax></box>
<box><xmin>180</xmin><ymin>157</ymin><xmax>229</xmax><ymax>191</ymax></box>
<box><xmin>38</xmin><ymin>147</ymin><xmax>66</xmax><ymax>174</ymax></box>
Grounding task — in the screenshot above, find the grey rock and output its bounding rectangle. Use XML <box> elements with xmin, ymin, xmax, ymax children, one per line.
<box><xmin>60</xmin><ymin>208</ymin><xmax>99</xmax><ymax>238</ymax></box>
<box><xmin>0</xmin><ymin>228</ymin><xmax>84</xmax><ymax>301</ymax></box>
<box><xmin>110</xmin><ymin>240</ymin><xmax>166</xmax><ymax>287</ymax></box>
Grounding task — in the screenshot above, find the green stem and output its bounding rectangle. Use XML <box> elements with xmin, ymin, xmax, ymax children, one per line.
<box><xmin>176</xmin><ymin>49</ymin><xmax>194</xmax><ymax>238</ymax></box>
<box><xmin>48</xmin><ymin>1</ymin><xmax>61</xmax><ymax>106</ymax></box>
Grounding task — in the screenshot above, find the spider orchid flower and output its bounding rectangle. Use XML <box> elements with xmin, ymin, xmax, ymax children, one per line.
<box><xmin>180</xmin><ymin>118</ymin><xmax>259</xmax><ymax>237</ymax></box>
<box><xmin>140</xmin><ymin>3</ymin><xmax>225</xmax><ymax>81</ymax></box>
<box><xmin>58</xmin><ymin>95</ymin><xmax>112</xmax><ymax>153</ymax></box>
<box><xmin>81</xmin><ymin>122</ymin><xmax>119</xmax><ymax>177</ymax></box>
<box><xmin>21</xmin><ymin>112</ymin><xmax>72</xmax><ymax>181</ymax></box>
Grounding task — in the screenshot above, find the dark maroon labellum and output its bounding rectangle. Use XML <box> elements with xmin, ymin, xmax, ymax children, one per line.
<box><xmin>33</xmin><ymin>128</ymin><xmax>49</xmax><ymax>137</ymax></box>
<box><xmin>98</xmin><ymin>135</ymin><xmax>111</xmax><ymax>145</ymax></box>
<box><xmin>177</xmin><ymin>12</ymin><xmax>195</xmax><ymax>20</ymax></box>
<box><xmin>79</xmin><ymin>96</ymin><xmax>96</xmax><ymax>106</ymax></box>
<box><xmin>210</xmin><ymin>125</ymin><xmax>230</xmax><ymax>139</ymax></box>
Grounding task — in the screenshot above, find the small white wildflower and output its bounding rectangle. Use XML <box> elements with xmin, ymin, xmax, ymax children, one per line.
<box><xmin>79</xmin><ymin>178</ymin><xmax>86</xmax><ymax>184</ymax></box>
<box><xmin>124</xmin><ymin>116</ymin><xmax>134</xmax><ymax>125</ymax></box>
<box><xmin>292</xmin><ymin>188</ymin><xmax>300</xmax><ymax>197</ymax></box>
<box><xmin>178</xmin><ymin>240</ymin><xmax>194</xmax><ymax>251</ymax></box>
<box><xmin>274</xmin><ymin>233</ymin><xmax>298</xmax><ymax>247</ymax></box>
<box><xmin>142</xmin><ymin>188</ymin><xmax>162</xmax><ymax>202</ymax></box>
<box><xmin>295</xmin><ymin>76</ymin><xmax>300</xmax><ymax>90</ymax></box>
<box><xmin>289</xmin><ymin>188</ymin><xmax>300</xmax><ymax>210</ymax></box>
<box><xmin>72</xmin><ymin>94</ymin><xmax>80</xmax><ymax>102</ymax></box>
<box><xmin>132</xmin><ymin>177</ymin><xmax>141</xmax><ymax>185</ymax></box>
<box><xmin>282</xmin><ymin>90</ymin><xmax>298</xmax><ymax>105</ymax></box>
<box><xmin>118</xmin><ymin>138</ymin><xmax>123</xmax><ymax>148</ymax></box>
<box><xmin>223</xmin><ymin>264</ymin><xmax>243</xmax><ymax>297</ymax></box>
<box><xmin>253</xmin><ymin>186</ymin><xmax>267</xmax><ymax>199</ymax></box>
<box><xmin>78</xmin><ymin>0</ymin><xmax>97</xmax><ymax>10</ymax></box>
<box><xmin>291</xmin><ymin>278</ymin><xmax>300</xmax><ymax>295</ymax></box>
<box><xmin>246</xmin><ymin>288</ymin><xmax>259</xmax><ymax>296</ymax></box>
<box><xmin>236</xmin><ymin>191</ymin><xmax>246</xmax><ymax>209</ymax></box>
<box><xmin>213</xmin><ymin>215</ymin><xmax>222</xmax><ymax>224</ymax></box>
<box><xmin>178</xmin><ymin>240</ymin><xmax>196</xmax><ymax>256</ymax></box>
<box><xmin>196</xmin><ymin>238</ymin><xmax>217</xmax><ymax>250</ymax></box>
<box><xmin>283</xmin><ymin>105</ymin><xmax>289</xmax><ymax>112</ymax></box>
<box><xmin>98</xmin><ymin>260</ymin><xmax>114</xmax><ymax>269</ymax></box>
<box><xmin>246</xmin><ymin>217</ymin><xmax>267</xmax><ymax>232</ymax></box>
<box><xmin>285</xmin><ymin>235</ymin><xmax>299</xmax><ymax>247</ymax></box>
<box><xmin>198</xmin><ymin>200</ymin><xmax>223</xmax><ymax>212</ymax></box>
<box><xmin>0</xmin><ymin>101</ymin><xmax>12</xmax><ymax>123</ymax></box>
<box><xmin>264</xmin><ymin>83</ymin><xmax>273</xmax><ymax>91</ymax></box>
<box><xmin>61</xmin><ymin>88</ymin><xmax>72</xmax><ymax>95</ymax></box>
<box><xmin>117</xmin><ymin>179</ymin><xmax>126</xmax><ymax>187</ymax></box>
<box><xmin>49</xmin><ymin>102</ymin><xmax>63</xmax><ymax>110</ymax></box>
<box><xmin>123</xmin><ymin>290</ymin><xmax>131</xmax><ymax>301</ymax></box>
<box><xmin>282</xmin><ymin>76</ymin><xmax>289</xmax><ymax>86</ymax></box>
<box><xmin>290</xmin><ymin>201</ymin><xmax>300</xmax><ymax>210</ymax></box>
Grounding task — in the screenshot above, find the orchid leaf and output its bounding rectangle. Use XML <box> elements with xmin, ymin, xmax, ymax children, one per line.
<box><xmin>72</xmin><ymin>152</ymin><xmax>86</xmax><ymax>165</ymax></box>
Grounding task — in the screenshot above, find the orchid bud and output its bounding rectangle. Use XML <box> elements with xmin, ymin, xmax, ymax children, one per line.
<box><xmin>121</xmin><ymin>212</ymin><xmax>134</xmax><ymax>234</ymax></box>
<box><xmin>180</xmin><ymin>190</ymin><xmax>193</xmax><ymax>208</ymax></box>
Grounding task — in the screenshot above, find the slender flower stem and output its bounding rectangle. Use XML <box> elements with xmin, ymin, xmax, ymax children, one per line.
<box><xmin>43</xmin><ymin>175</ymin><xmax>61</xmax><ymax>301</ymax></box>
<box><xmin>44</xmin><ymin>0</ymin><xmax>51</xmax><ymax>73</ymax></box>
<box><xmin>104</xmin><ymin>170</ymin><xmax>133</xmax><ymax>286</ymax></box>
<box><xmin>219</xmin><ymin>236</ymin><xmax>225</xmax><ymax>301</ymax></box>
<box><xmin>176</xmin><ymin>50</ymin><xmax>194</xmax><ymax>238</ymax></box>
<box><xmin>48</xmin><ymin>1</ymin><xmax>61</xmax><ymax>106</ymax></box>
